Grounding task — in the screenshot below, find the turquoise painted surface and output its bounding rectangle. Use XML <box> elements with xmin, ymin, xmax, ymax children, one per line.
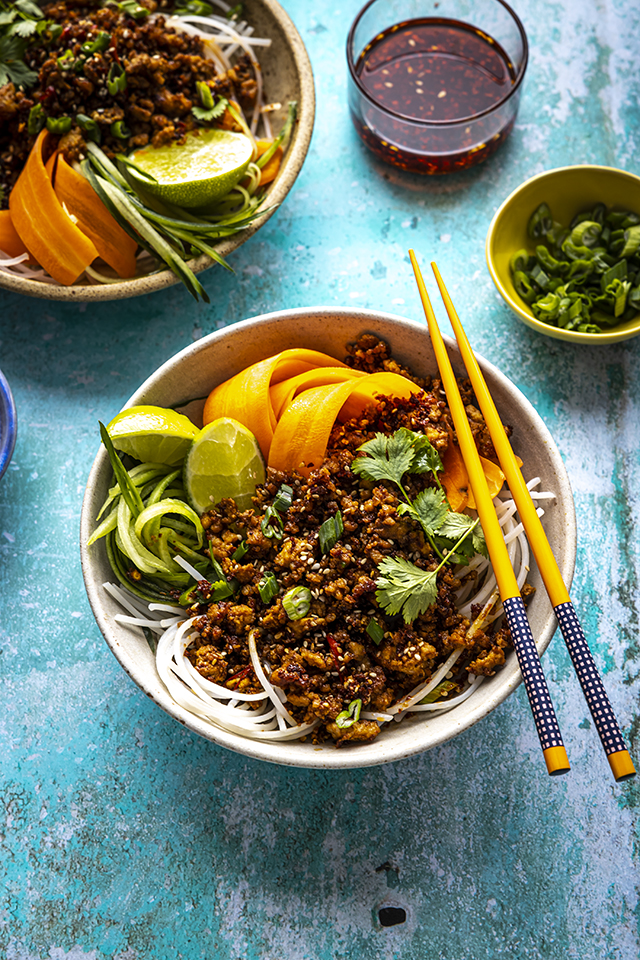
<box><xmin>1</xmin><ymin>0</ymin><xmax>639</xmax><ymax>957</ymax></box>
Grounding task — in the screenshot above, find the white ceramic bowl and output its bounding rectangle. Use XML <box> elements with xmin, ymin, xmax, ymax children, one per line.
<box><xmin>80</xmin><ymin>308</ymin><xmax>576</xmax><ymax>768</ymax></box>
<box><xmin>0</xmin><ymin>0</ymin><xmax>315</xmax><ymax>303</ymax></box>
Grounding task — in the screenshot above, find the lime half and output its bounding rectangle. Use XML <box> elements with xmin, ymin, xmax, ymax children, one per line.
<box><xmin>129</xmin><ymin>129</ymin><xmax>254</xmax><ymax>209</ymax></box>
<box><xmin>107</xmin><ymin>405</ymin><xmax>198</xmax><ymax>466</ymax></box>
<box><xmin>184</xmin><ymin>417</ymin><xmax>266</xmax><ymax>514</ymax></box>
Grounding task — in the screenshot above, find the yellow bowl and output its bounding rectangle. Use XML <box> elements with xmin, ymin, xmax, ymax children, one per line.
<box><xmin>486</xmin><ymin>165</ymin><xmax>640</xmax><ymax>345</ymax></box>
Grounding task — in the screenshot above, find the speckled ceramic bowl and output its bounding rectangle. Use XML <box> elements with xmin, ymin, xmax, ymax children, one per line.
<box><xmin>0</xmin><ymin>0</ymin><xmax>315</xmax><ymax>303</ymax></box>
<box><xmin>80</xmin><ymin>308</ymin><xmax>576</xmax><ymax>768</ymax></box>
<box><xmin>486</xmin><ymin>165</ymin><xmax>640</xmax><ymax>344</ymax></box>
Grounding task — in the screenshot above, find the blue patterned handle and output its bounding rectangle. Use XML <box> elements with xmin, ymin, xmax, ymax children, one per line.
<box><xmin>554</xmin><ymin>601</ymin><xmax>629</xmax><ymax>757</ymax></box>
<box><xmin>503</xmin><ymin>596</ymin><xmax>568</xmax><ymax>771</ymax></box>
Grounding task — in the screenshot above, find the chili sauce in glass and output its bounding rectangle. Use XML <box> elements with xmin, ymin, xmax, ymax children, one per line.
<box><xmin>350</xmin><ymin>17</ymin><xmax>519</xmax><ymax>174</ymax></box>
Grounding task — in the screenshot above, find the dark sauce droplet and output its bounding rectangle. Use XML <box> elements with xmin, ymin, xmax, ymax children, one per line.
<box><xmin>352</xmin><ymin>17</ymin><xmax>517</xmax><ymax>174</ymax></box>
<box><xmin>378</xmin><ymin>906</ymin><xmax>407</xmax><ymax>927</ymax></box>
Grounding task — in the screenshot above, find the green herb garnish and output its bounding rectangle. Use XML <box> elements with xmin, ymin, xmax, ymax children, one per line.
<box><xmin>258</xmin><ymin>572</ymin><xmax>278</xmax><ymax>604</ymax></box>
<box><xmin>273</xmin><ymin>483</ymin><xmax>294</xmax><ymax>513</ymax></box>
<box><xmin>366</xmin><ymin>618</ymin><xmax>384</xmax><ymax>645</ymax></box>
<box><xmin>352</xmin><ymin>428</ymin><xmax>486</xmax><ymax>563</ymax></box>
<box><xmin>511</xmin><ymin>201</ymin><xmax>640</xmax><ymax>332</ymax></box>
<box><xmin>318</xmin><ymin>510</ymin><xmax>344</xmax><ymax>554</ymax></box>
<box><xmin>261</xmin><ymin>504</ymin><xmax>284</xmax><ymax>540</ymax></box>
<box><xmin>282</xmin><ymin>586</ymin><xmax>311</xmax><ymax>620</ymax></box>
<box><xmin>335</xmin><ymin>698</ymin><xmax>362</xmax><ymax>729</ymax></box>
<box><xmin>192</xmin><ymin>82</ymin><xmax>228</xmax><ymax>123</ymax></box>
<box><xmin>0</xmin><ymin>0</ymin><xmax>48</xmax><ymax>89</ymax></box>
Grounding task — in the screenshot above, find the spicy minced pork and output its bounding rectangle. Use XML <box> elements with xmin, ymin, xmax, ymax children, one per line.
<box><xmin>0</xmin><ymin>0</ymin><xmax>257</xmax><ymax>206</ymax></box>
<box><xmin>183</xmin><ymin>335</ymin><xmax>521</xmax><ymax>746</ymax></box>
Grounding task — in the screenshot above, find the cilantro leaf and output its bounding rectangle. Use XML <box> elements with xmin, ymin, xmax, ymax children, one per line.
<box><xmin>398</xmin><ymin>486</ymin><xmax>449</xmax><ymax>536</ymax></box>
<box><xmin>351</xmin><ymin>429</ymin><xmax>416</xmax><ymax>487</ymax></box>
<box><xmin>192</xmin><ymin>96</ymin><xmax>228</xmax><ymax>123</ymax></box>
<box><xmin>407</xmin><ymin>432</ymin><xmax>444</xmax><ymax>476</ymax></box>
<box><xmin>472</xmin><ymin>523</ymin><xmax>488</xmax><ymax>558</ymax></box>
<box><xmin>375</xmin><ymin>556</ymin><xmax>438</xmax><ymax>623</ymax></box>
<box><xmin>14</xmin><ymin>0</ymin><xmax>44</xmax><ymax>18</ymax></box>
<box><xmin>437</xmin><ymin>511</ymin><xmax>476</xmax><ymax>541</ymax></box>
<box><xmin>12</xmin><ymin>19</ymin><xmax>38</xmax><ymax>37</ymax></box>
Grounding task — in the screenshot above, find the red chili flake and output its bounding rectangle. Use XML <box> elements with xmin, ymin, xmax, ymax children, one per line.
<box><xmin>227</xmin><ymin>665</ymin><xmax>252</xmax><ymax>686</ymax></box>
<box><xmin>326</xmin><ymin>635</ymin><xmax>342</xmax><ymax>672</ymax></box>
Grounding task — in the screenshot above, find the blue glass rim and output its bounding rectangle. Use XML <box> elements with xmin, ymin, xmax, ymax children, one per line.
<box><xmin>0</xmin><ymin>368</ymin><xmax>17</xmax><ymax>480</ymax></box>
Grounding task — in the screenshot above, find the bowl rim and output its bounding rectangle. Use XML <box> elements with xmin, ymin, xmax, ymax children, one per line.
<box><xmin>80</xmin><ymin>306</ymin><xmax>577</xmax><ymax>768</ymax></box>
<box><xmin>0</xmin><ymin>368</ymin><xmax>17</xmax><ymax>481</ymax></box>
<box><xmin>346</xmin><ymin>0</ymin><xmax>529</xmax><ymax>127</ymax></box>
<box><xmin>486</xmin><ymin>163</ymin><xmax>640</xmax><ymax>345</ymax></box>
<box><xmin>0</xmin><ymin>0</ymin><xmax>315</xmax><ymax>303</ymax></box>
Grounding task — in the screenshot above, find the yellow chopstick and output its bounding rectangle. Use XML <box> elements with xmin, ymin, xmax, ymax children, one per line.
<box><xmin>430</xmin><ymin>260</ymin><xmax>635</xmax><ymax>783</ymax></box>
<box><xmin>409</xmin><ymin>250</ymin><xmax>570</xmax><ymax>777</ymax></box>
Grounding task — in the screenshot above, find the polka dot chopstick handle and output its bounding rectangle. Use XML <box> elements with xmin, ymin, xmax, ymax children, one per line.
<box><xmin>503</xmin><ymin>597</ymin><xmax>570</xmax><ymax>776</ymax></box>
<box><xmin>554</xmin><ymin>602</ymin><xmax>635</xmax><ymax>781</ymax></box>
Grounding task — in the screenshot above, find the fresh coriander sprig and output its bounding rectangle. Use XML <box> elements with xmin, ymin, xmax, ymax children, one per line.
<box><xmin>375</xmin><ymin>516</ymin><xmax>483</xmax><ymax>623</ymax></box>
<box><xmin>351</xmin><ymin>428</ymin><xmax>486</xmax><ymax>562</ymax></box>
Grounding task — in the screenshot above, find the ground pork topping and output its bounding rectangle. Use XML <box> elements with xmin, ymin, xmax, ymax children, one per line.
<box><xmin>182</xmin><ymin>340</ymin><xmax>524</xmax><ymax>746</ymax></box>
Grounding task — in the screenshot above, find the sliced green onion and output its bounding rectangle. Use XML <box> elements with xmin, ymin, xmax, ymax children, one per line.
<box><xmin>258</xmin><ymin>572</ymin><xmax>279</xmax><ymax>604</ymax></box>
<box><xmin>261</xmin><ymin>505</ymin><xmax>284</xmax><ymax>540</ymax></box>
<box><xmin>282</xmin><ymin>586</ymin><xmax>311</xmax><ymax>620</ymax></box>
<box><xmin>319</xmin><ymin>510</ymin><xmax>344</xmax><ymax>554</ymax></box>
<box><xmin>175</xmin><ymin>1</ymin><xmax>214</xmax><ymax>14</ymax></box>
<box><xmin>111</xmin><ymin>120</ymin><xmax>131</xmax><ymax>140</ymax></box>
<box><xmin>366</xmin><ymin>618</ymin><xmax>384</xmax><ymax>645</ymax></box>
<box><xmin>117</xmin><ymin>0</ymin><xmax>149</xmax><ymax>20</ymax></box>
<box><xmin>273</xmin><ymin>483</ymin><xmax>294</xmax><ymax>513</ymax></box>
<box><xmin>46</xmin><ymin>116</ymin><xmax>72</xmax><ymax>135</ymax></box>
<box><xmin>57</xmin><ymin>49</ymin><xmax>74</xmax><ymax>70</ymax></box>
<box><xmin>28</xmin><ymin>104</ymin><xmax>46</xmax><ymax>136</ymax></box>
<box><xmin>527</xmin><ymin>203</ymin><xmax>553</xmax><ymax>240</ymax></box>
<box><xmin>232</xmin><ymin>540</ymin><xmax>249</xmax><ymax>561</ymax></box>
<box><xmin>335</xmin><ymin>698</ymin><xmax>362</xmax><ymax>729</ymax></box>
<box><xmin>82</xmin><ymin>31</ymin><xmax>111</xmax><ymax>53</ymax></box>
<box><xmin>107</xmin><ymin>63</ymin><xmax>127</xmax><ymax>96</ymax></box>
<box><xmin>76</xmin><ymin>113</ymin><xmax>101</xmax><ymax>143</ymax></box>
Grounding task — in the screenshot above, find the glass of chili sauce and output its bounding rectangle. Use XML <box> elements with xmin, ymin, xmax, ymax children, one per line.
<box><xmin>347</xmin><ymin>0</ymin><xmax>528</xmax><ymax>174</ymax></box>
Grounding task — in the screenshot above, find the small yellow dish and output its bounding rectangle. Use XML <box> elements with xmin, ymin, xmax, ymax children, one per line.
<box><xmin>486</xmin><ymin>165</ymin><xmax>640</xmax><ymax>344</ymax></box>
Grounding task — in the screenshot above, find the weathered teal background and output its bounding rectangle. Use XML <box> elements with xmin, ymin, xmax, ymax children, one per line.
<box><xmin>1</xmin><ymin>0</ymin><xmax>639</xmax><ymax>957</ymax></box>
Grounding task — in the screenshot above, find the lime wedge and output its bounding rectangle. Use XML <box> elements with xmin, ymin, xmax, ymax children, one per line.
<box><xmin>107</xmin><ymin>405</ymin><xmax>198</xmax><ymax>465</ymax></box>
<box><xmin>128</xmin><ymin>129</ymin><xmax>254</xmax><ymax>209</ymax></box>
<box><xmin>184</xmin><ymin>417</ymin><xmax>266</xmax><ymax>514</ymax></box>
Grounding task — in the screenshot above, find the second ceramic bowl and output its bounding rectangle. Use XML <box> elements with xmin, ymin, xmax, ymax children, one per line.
<box><xmin>486</xmin><ymin>165</ymin><xmax>640</xmax><ymax>345</ymax></box>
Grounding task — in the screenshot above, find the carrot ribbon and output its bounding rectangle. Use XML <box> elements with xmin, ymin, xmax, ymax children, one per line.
<box><xmin>204</xmin><ymin>351</ymin><xmax>509</xmax><ymax>495</ymax></box>
<box><xmin>9</xmin><ymin>131</ymin><xmax>98</xmax><ymax>285</ymax></box>
<box><xmin>54</xmin><ymin>156</ymin><xmax>138</xmax><ymax>278</ymax></box>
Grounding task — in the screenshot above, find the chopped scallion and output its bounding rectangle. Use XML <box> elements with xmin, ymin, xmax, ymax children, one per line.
<box><xmin>335</xmin><ymin>698</ymin><xmax>362</xmax><ymax>729</ymax></box>
<box><xmin>319</xmin><ymin>510</ymin><xmax>344</xmax><ymax>554</ymax></box>
<box><xmin>232</xmin><ymin>540</ymin><xmax>249</xmax><ymax>561</ymax></box>
<box><xmin>258</xmin><ymin>572</ymin><xmax>279</xmax><ymax>604</ymax></box>
<box><xmin>282</xmin><ymin>586</ymin><xmax>311</xmax><ymax>620</ymax></box>
<box><xmin>366</xmin><ymin>618</ymin><xmax>384</xmax><ymax>645</ymax></box>
<box><xmin>273</xmin><ymin>483</ymin><xmax>294</xmax><ymax>513</ymax></box>
<box><xmin>261</xmin><ymin>505</ymin><xmax>284</xmax><ymax>540</ymax></box>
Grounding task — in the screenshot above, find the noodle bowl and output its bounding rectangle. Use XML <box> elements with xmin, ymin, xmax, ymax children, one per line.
<box><xmin>80</xmin><ymin>308</ymin><xmax>576</xmax><ymax>768</ymax></box>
